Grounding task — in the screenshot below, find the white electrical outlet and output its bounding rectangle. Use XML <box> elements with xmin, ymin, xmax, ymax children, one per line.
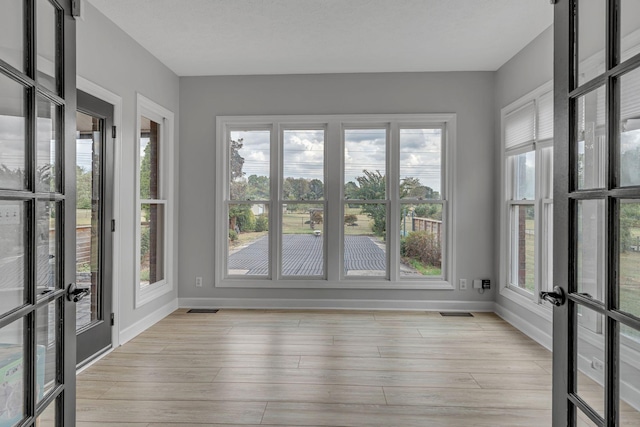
<box><xmin>459</xmin><ymin>279</ymin><xmax>467</xmax><ymax>290</ymax></box>
<box><xmin>592</xmin><ymin>357</ymin><xmax>604</xmax><ymax>372</ymax></box>
<box><xmin>195</xmin><ymin>277</ymin><xmax>203</xmax><ymax>287</ymax></box>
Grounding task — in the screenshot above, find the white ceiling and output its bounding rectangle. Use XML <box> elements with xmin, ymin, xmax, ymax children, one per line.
<box><xmin>87</xmin><ymin>0</ymin><xmax>553</xmax><ymax>77</ymax></box>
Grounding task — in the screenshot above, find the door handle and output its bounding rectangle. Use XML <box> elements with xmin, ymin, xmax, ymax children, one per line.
<box><xmin>540</xmin><ymin>286</ymin><xmax>566</xmax><ymax>306</ymax></box>
<box><xmin>66</xmin><ymin>283</ymin><xmax>90</xmax><ymax>303</ymax></box>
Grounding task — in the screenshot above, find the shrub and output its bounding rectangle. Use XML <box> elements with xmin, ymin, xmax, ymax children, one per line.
<box><xmin>403</xmin><ymin>230</ymin><xmax>441</xmax><ymax>268</ymax></box>
<box><xmin>236</xmin><ymin>209</ymin><xmax>256</xmax><ymax>231</ymax></box>
<box><xmin>344</xmin><ymin>214</ymin><xmax>358</xmax><ymax>226</ymax></box>
<box><xmin>400</xmin><ymin>236</ymin><xmax>407</xmax><ymax>257</ymax></box>
<box><xmin>228</xmin><ymin>229</ymin><xmax>238</xmax><ymax>241</ymax></box>
<box><xmin>255</xmin><ymin>215</ymin><xmax>268</xmax><ymax>232</ymax></box>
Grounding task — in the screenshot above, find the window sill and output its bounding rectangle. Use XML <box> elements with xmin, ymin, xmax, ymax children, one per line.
<box><xmin>135</xmin><ymin>280</ymin><xmax>173</xmax><ymax>308</ymax></box>
<box><xmin>216</xmin><ymin>278</ymin><xmax>454</xmax><ymax>290</ymax></box>
<box><xmin>499</xmin><ymin>285</ymin><xmax>552</xmax><ymax>320</ymax></box>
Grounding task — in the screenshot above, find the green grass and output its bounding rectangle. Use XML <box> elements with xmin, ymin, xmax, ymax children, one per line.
<box><xmin>407</xmin><ymin>258</ymin><xmax>441</xmax><ymax>276</ymax></box>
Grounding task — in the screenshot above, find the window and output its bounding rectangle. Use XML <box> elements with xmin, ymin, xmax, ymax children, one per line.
<box><xmin>135</xmin><ymin>95</ymin><xmax>174</xmax><ymax>307</ymax></box>
<box><xmin>501</xmin><ymin>84</ymin><xmax>554</xmax><ymax>304</ymax></box>
<box><xmin>216</xmin><ymin>114</ymin><xmax>455</xmax><ymax>289</ymax></box>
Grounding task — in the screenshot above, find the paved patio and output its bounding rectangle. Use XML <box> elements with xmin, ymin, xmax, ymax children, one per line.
<box><xmin>228</xmin><ymin>235</ymin><xmax>386</xmax><ymax>276</ymax></box>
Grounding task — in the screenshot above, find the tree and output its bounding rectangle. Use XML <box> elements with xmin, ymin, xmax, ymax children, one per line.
<box><xmin>345</xmin><ymin>170</ymin><xmax>386</xmax><ymax>237</ymax></box>
<box><xmin>400</xmin><ymin>176</ymin><xmax>439</xmax><ymax>199</ymax></box>
<box><xmin>229</xmin><ymin>138</ymin><xmax>246</xmax><ymax>200</ymax></box>
<box><xmin>76</xmin><ymin>166</ymin><xmax>92</xmax><ymax>210</ymax></box>
<box><xmin>247</xmin><ymin>174</ymin><xmax>269</xmax><ymax>200</ymax></box>
<box><xmin>309</xmin><ymin>179</ymin><xmax>323</xmax><ymax>200</ymax></box>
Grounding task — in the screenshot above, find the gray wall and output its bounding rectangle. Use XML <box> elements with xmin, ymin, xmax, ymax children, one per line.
<box><xmin>76</xmin><ymin>3</ymin><xmax>180</xmax><ymax>331</ymax></box>
<box><xmin>494</xmin><ymin>26</ymin><xmax>553</xmax><ymax>334</ymax></box>
<box><xmin>178</xmin><ymin>72</ymin><xmax>496</xmax><ymax>306</ymax></box>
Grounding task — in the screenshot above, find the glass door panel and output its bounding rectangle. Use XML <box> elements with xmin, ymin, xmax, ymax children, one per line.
<box><xmin>0</xmin><ymin>73</ymin><xmax>27</xmax><ymax>190</ymax></box>
<box><xmin>0</xmin><ymin>200</ymin><xmax>26</xmax><ymax>316</ymax></box>
<box><xmin>620</xmin><ymin>325</ymin><xmax>640</xmax><ymax>426</ymax></box>
<box><xmin>577</xmin><ymin>0</ymin><xmax>606</xmax><ymax>85</ymax></box>
<box><xmin>0</xmin><ymin>0</ymin><xmax>24</xmax><ymax>72</ymax></box>
<box><xmin>576</xmin><ymin>305</ymin><xmax>606</xmax><ymax>417</ymax></box>
<box><xmin>0</xmin><ymin>318</ymin><xmax>25</xmax><ymax>426</ymax></box>
<box><xmin>75</xmin><ymin>111</ymin><xmax>102</xmax><ymax>331</ymax></box>
<box><xmin>36</xmin><ymin>0</ymin><xmax>59</xmax><ymax>94</ymax></box>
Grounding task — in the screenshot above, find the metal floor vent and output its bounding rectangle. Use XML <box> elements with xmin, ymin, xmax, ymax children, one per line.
<box><xmin>187</xmin><ymin>309</ymin><xmax>219</xmax><ymax>314</ymax></box>
<box><xmin>439</xmin><ymin>312</ymin><xmax>473</xmax><ymax>317</ymax></box>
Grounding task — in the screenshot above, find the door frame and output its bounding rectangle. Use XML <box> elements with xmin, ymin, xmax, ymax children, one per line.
<box><xmin>77</xmin><ymin>76</ymin><xmax>122</xmax><ymax>350</ymax></box>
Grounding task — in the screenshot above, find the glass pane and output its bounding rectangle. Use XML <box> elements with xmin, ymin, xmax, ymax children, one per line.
<box><xmin>512</xmin><ymin>151</ymin><xmax>535</xmax><ymax>200</ymax></box>
<box><xmin>228</xmin><ymin>203</ymin><xmax>269</xmax><ymax>276</ymax></box>
<box><xmin>620</xmin><ymin>324</ymin><xmax>640</xmax><ymax>426</ymax></box>
<box><xmin>399</xmin><ymin>128</ymin><xmax>441</xmax><ymax>199</ymax></box>
<box><xmin>541</xmin><ymin>202</ymin><xmax>554</xmax><ymax>294</ymax></box>
<box><xmin>140</xmin><ymin>116</ymin><xmax>160</xmax><ymax>200</ymax></box>
<box><xmin>576</xmin><ymin>86</ymin><xmax>606</xmax><ymax>190</ymax></box>
<box><xmin>577</xmin><ymin>200</ymin><xmax>605</xmax><ymax>302</ymax></box>
<box><xmin>576</xmin><ymin>304</ymin><xmax>605</xmax><ymax>418</ymax></box>
<box><xmin>283</xmin><ymin>129</ymin><xmax>324</xmax><ymax>201</ymax></box>
<box><xmin>0</xmin><ymin>0</ymin><xmax>24</xmax><ymax>71</ymax></box>
<box><xmin>619</xmin><ymin>68</ymin><xmax>640</xmax><ymax>187</ymax></box>
<box><xmin>0</xmin><ymin>74</ymin><xmax>26</xmax><ymax>190</ymax></box>
<box><xmin>281</xmin><ymin>203</ymin><xmax>323</xmax><ymax>277</ymax></box>
<box><xmin>36</xmin><ymin>300</ymin><xmax>58</xmax><ymax>402</ymax></box>
<box><xmin>0</xmin><ymin>201</ymin><xmax>25</xmax><ymax>316</ymax></box>
<box><xmin>37</xmin><ymin>201</ymin><xmax>58</xmax><ymax>293</ymax></box>
<box><xmin>76</xmin><ymin>112</ymin><xmax>102</xmax><ymax>330</ymax></box>
<box><xmin>400</xmin><ymin>203</ymin><xmax>442</xmax><ymax>277</ymax></box>
<box><xmin>0</xmin><ymin>318</ymin><xmax>25</xmax><ymax>426</ymax></box>
<box><xmin>140</xmin><ymin>203</ymin><xmax>165</xmax><ymax>288</ymax></box>
<box><xmin>344</xmin><ymin>203</ymin><xmax>386</xmax><ymax>277</ymax></box>
<box><xmin>37</xmin><ymin>0</ymin><xmax>58</xmax><ymax>93</ymax></box>
<box><xmin>37</xmin><ymin>95</ymin><xmax>58</xmax><ymax>193</ymax></box>
<box><xmin>577</xmin><ymin>0</ymin><xmax>606</xmax><ymax>86</ymax></box>
<box><xmin>621</xmin><ymin>0</ymin><xmax>640</xmax><ymax>63</ymax></box>
<box><xmin>509</xmin><ymin>205</ymin><xmax>535</xmax><ymax>292</ymax></box>
<box><xmin>229</xmin><ymin>130</ymin><xmax>270</xmax><ymax>201</ymax></box>
<box><xmin>36</xmin><ymin>398</ymin><xmax>57</xmax><ymax>426</ymax></box>
<box><xmin>344</xmin><ymin>129</ymin><xmax>386</xmax><ymax>199</ymax></box>
<box><xmin>619</xmin><ymin>200</ymin><xmax>640</xmax><ymax>318</ymax></box>
<box><xmin>576</xmin><ymin>411</ymin><xmax>599</xmax><ymax>426</ymax></box>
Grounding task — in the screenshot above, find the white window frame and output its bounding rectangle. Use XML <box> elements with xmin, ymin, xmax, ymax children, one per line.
<box><xmin>500</xmin><ymin>82</ymin><xmax>555</xmax><ymax>316</ymax></box>
<box><xmin>215</xmin><ymin>114</ymin><xmax>456</xmax><ymax>289</ymax></box>
<box><xmin>134</xmin><ymin>94</ymin><xmax>174</xmax><ymax>308</ymax></box>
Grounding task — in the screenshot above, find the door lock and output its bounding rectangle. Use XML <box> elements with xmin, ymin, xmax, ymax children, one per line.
<box><xmin>540</xmin><ymin>286</ymin><xmax>566</xmax><ymax>306</ymax></box>
<box><xmin>66</xmin><ymin>283</ymin><xmax>90</xmax><ymax>302</ymax></box>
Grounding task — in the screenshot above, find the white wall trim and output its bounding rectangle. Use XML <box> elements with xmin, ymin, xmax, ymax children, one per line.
<box><xmin>76</xmin><ymin>76</ymin><xmax>123</xmax><ymax>348</ymax></box>
<box><xmin>119</xmin><ymin>298</ymin><xmax>178</xmax><ymax>345</ymax></box>
<box><xmin>494</xmin><ymin>302</ymin><xmax>553</xmax><ymax>351</ymax></box>
<box><xmin>179</xmin><ymin>297</ymin><xmax>494</xmax><ymax>312</ymax></box>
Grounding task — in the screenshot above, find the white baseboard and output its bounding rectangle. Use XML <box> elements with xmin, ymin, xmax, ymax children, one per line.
<box><xmin>494</xmin><ymin>302</ymin><xmax>553</xmax><ymax>351</ymax></box>
<box><xmin>119</xmin><ymin>298</ymin><xmax>179</xmax><ymax>344</ymax></box>
<box><xmin>178</xmin><ymin>297</ymin><xmax>495</xmax><ymax>312</ymax></box>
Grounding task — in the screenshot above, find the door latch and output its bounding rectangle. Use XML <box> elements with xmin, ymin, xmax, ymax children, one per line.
<box><xmin>66</xmin><ymin>283</ymin><xmax>90</xmax><ymax>303</ymax></box>
<box><xmin>540</xmin><ymin>286</ymin><xmax>566</xmax><ymax>306</ymax></box>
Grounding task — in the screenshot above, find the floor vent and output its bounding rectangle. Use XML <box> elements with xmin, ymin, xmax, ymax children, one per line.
<box><xmin>439</xmin><ymin>312</ymin><xmax>473</xmax><ymax>317</ymax></box>
<box><xmin>187</xmin><ymin>309</ymin><xmax>219</xmax><ymax>314</ymax></box>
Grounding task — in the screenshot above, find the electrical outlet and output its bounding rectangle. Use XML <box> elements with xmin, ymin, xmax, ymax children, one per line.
<box><xmin>459</xmin><ymin>279</ymin><xmax>467</xmax><ymax>290</ymax></box>
<box><xmin>195</xmin><ymin>277</ymin><xmax>203</xmax><ymax>287</ymax></box>
<box><xmin>592</xmin><ymin>357</ymin><xmax>604</xmax><ymax>372</ymax></box>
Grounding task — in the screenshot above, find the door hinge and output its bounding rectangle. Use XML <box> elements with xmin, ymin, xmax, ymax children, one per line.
<box><xmin>111</xmin><ymin>219</ymin><xmax>116</xmax><ymax>232</ymax></box>
<box><xmin>110</xmin><ymin>313</ymin><xmax>115</xmax><ymax>326</ymax></box>
<box><xmin>112</xmin><ymin>125</ymin><xmax>117</xmax><ymax>139</ymax></box>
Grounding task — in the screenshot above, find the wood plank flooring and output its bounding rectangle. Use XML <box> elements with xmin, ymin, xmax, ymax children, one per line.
<box><xmin>72</xmin><ymin>308</ymin><xmax>634</xmax><ymax>426</ymax></box>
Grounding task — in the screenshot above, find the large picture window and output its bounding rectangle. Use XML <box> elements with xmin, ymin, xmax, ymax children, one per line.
<box><xmin>501</xmin><ymin>84</ymin><xmax>553</xmax><ymax>303</ymax></box>
<box><xmin>135</xmin><ymin>95</ymin><xmax>174</xmax><ymax>307</ymax></box>
<box><xmin>216</xmin><ymin>114</ymin><xmax>455</xmax><ymax>289</ymax></box>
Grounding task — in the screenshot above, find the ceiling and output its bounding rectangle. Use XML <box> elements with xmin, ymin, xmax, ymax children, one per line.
<box><xmin>87</xmin><ymin>0</ymin><xmax>553</xmax><ymax>77</ymax></box>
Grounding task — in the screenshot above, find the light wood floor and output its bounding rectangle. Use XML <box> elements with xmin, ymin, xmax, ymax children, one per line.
<box><xmin>74</xmin><ymin>309</ymin><xmax>636</xmax><ymax>426</ymax></box>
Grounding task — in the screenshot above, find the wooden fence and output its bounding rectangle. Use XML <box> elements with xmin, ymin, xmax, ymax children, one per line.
<box><xmin>411</xmin><ymin>217</ymin><xmax>442</xmax><ymax>241</ymax></box>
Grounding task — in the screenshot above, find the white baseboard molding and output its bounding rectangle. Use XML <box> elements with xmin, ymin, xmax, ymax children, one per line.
<box><xmin>494</xmin><ymin>302</ymin><xmax>553</xmax><ymax>351</ymax></box>
<box><xmin>119</xmin><ymin>298</ymin><xmax>179</xmax><ymax>345</ymax></box>
<box><xmin>178</xmin><ymin>297</ymin><xmax>495</xmax><ymax>312</ymax></box>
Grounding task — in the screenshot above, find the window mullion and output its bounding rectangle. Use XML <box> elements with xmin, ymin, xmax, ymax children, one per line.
<box><xmin>389</xmin><ymin>122</ymin><xmax>400</xmax><ymax>282</ymax></box>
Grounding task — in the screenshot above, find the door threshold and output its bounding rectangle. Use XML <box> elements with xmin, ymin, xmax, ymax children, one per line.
<box><xmin>76</xmin><ymin>345</ymin><xmax>113</xmax><ymax>374</ymax></box>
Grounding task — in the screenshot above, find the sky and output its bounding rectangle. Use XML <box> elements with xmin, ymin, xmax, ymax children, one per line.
<box><xmin>229</xmin><ymin>127</ymin><xmax>443</xmax><ymax>192</ymax></box>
